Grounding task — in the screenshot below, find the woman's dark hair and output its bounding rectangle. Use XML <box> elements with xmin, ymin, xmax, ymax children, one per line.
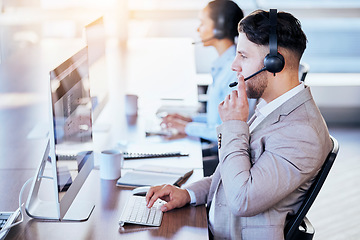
<box><xmin>239</xmin><ymin>10</ymin><xmax>307</xmax><ymax>60</ymax></box>
<box><xmin>207</xmin><ymin>0</ymin><xmax>244</xmax><ymax>41</ymax></box>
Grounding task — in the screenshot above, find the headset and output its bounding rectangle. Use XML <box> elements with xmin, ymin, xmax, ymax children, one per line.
<box><xmin>229</xmin><ymin>9</ymin><xmax>285</xmax><ymax>87</ymax></box>
<box><xmin>213</xmin><ymin>12</ymin><xmax>226</xmax><ymax>39</ymax></box>
<box><xmin>264</xmin><ymin>9</ymin><xmax>285</xmax><ymax>74</ymax></box>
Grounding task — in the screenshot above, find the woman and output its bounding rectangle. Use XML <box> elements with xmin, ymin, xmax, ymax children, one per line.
<box><xmin>161</xmin><ymin>0</ymin><xmax>255</xmax><ymax>143</ymax></box>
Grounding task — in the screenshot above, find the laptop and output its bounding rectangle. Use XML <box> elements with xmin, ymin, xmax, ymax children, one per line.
<box><xmin>0</xmin><ymin>207</ymin><xmax>21</xmax><ymax>240</ymax></box>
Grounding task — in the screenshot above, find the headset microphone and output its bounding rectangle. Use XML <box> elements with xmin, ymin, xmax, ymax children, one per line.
<box><xmin>229</xmin><ymin>67</ymin><xmax>267</xmax><ymax>87</ymax></box>
<box><xmin>191</xmin><ymin>36</ymin><xmax>215</xmax><ymax>45</ymax></box>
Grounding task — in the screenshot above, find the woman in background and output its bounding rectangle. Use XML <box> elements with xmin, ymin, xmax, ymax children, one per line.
<box><xmin>161</xmin><ymin>0</ymin><xmax>255</xmax><ymax>143</ymax></box>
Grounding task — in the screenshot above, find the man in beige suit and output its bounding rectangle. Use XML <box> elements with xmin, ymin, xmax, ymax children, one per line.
<box><xmin>146</xmin><ymin>9</ymin><xmax>332</xmax><ymax>240</ymax></box>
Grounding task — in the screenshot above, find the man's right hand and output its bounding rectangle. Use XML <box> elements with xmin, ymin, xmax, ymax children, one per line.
<box><xmin>218</xmin><ymin>75</ymin><xmax>249</xmax><ymax>122</ymax></box>
<box><xmin>145</xmin><ymin>184</ymin><xmax>191</xmax><ymax>212</ymax></box>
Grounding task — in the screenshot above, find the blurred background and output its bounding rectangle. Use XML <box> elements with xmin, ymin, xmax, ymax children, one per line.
<box><xmin>0</xmin><ymin>0</ymin><xmax>359</xmax><ymax>124</ymax></box>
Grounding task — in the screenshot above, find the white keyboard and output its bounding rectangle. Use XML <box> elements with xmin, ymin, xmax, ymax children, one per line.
<box><xmin>0</xmin><ymin>213</ymin><xmax>11</xmax><ymax>230</ymax></box>
<box><xmin>119</xmin><ymin>195</ymin><xmax>165</xmax><ymax>227</ymax></box>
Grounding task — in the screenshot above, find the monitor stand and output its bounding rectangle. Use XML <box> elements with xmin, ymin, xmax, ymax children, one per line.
<box><xmin>25</xmin><ymin>141</ymin><xmax>94</xmax><ymax>222</ymax></box>
<box><xmin>26</xmin><ymin>198</ymin><xmax>94</xmax><ymax>222</ymax></box>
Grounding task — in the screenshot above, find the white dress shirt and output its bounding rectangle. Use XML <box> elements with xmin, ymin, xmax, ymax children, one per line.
<box><xmin>249</xmin><ymin>82</ymin><xmax>305</xmax><ymax>132</ymax></box>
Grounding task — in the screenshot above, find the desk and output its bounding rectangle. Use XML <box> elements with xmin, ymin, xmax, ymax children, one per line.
<box><xmin>0</xmin><ymin>169</ymin><xmax>207</xmax><ymax>240</ymax></box>
<box><xmin>0</xmin><ymin>169</ymin><xmax>208</xmax><ymax>240</ymax></box>
<box><xmin>0</xmin><ymin>38</ymin><xmax>209</xmax><ymax>239</ymax></box>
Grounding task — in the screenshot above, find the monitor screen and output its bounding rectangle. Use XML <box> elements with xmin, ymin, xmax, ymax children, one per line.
<box><xmin>50</xmin><ymin>46</ymin><xmax>94</xmax><ymax>203</ymax></box>
<box><xmin>26</xmin><ymin>46</ymin><xmax>95</xmax><ymax>221</ymax></box>
<box><xmin>84</xmin><ymin>16</ymin><xmax>110</xmax><ymax>122</ymax></box>
<box><xmin>85</xmin><ymin>16</ymin><xmax>106</xmax><ymax>66</ymax></box>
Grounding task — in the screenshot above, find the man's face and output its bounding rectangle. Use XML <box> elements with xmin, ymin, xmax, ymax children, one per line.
<box><xmin>231</xmin><ymin>32</ymin><xmax>269</xmax><ymax>99</ymax></box>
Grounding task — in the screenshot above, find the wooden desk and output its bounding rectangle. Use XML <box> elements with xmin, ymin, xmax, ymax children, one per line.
<box><xmin>0</xmin><ymin>169</ymin><xmax>208</xmax><ymax>240</ymax></box>
<box><xmin>0</xmin><ymin>38</ymin><xmax>209</xmax><ymax>239</ymax></box>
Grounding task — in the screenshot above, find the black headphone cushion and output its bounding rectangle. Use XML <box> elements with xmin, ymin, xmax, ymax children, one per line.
<box><xmin>264</xmin><ymin>52</ymin><xmax>285</xmax><ymax>73</ymax></box>
<box><xmin>213</xmin><ymin>28</ymin><xmax>225</xmax><ymax>39</ymax></box>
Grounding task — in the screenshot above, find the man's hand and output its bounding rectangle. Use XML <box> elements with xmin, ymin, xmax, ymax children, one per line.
<box><xmin>218</xmin><ymin>75</ymin><xmax>249</xmax><ymax>122</ymax></box>
<box><xmin>146</xmin><ymin>184</ymin><xmax>191</xmax><ymax>212</ymax></box>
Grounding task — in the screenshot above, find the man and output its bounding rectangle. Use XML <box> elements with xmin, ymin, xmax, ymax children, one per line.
<box><xmin>146</xmin><ymin>9</ymin><xmax>332</xmax><ymax>240</ymax></box>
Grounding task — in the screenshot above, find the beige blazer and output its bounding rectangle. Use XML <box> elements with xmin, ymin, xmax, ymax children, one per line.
<box><xmin>186</xmin><ymin>86</ymin><xmax>332</xmax><ymax>240</ymax></box>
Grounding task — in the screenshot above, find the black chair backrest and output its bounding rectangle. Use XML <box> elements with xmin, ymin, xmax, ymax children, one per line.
<box><xmin>299</xmin><ymin>62</ymin><xmax>310</xmax><ymax>82</ymax></box>
<box><xmin>284</xmin><ymin>135</ymin><xmax>339</xmax><ymax>240</ymax></box>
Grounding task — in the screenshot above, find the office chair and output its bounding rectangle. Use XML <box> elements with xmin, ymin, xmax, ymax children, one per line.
<box><xmin>284</xmin><ymin>135</ymin><xmax>339</xmax><ymax>240</ymax></box>
<box><xmin>299</xmin><ymin>62</ymin><xmax>310</xmax><ymax>82</ymax></box>
<box><xmin>201</xmin><ymin>138</ymin><xmax>219</xmax><ymax>177</ymax></box>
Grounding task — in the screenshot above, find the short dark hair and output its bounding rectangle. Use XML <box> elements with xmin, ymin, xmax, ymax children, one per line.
<box><xmin>239</xmin><ymin>10</ymin><xmax>307</xmax><ymax>60</ymax></box>
<box><xmin>207</xmin><ymin>0</ymin><xmax>244</xmax><ymax>41</ymax></box>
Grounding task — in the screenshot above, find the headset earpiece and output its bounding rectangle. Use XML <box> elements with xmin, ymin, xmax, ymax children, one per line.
<box><xmin>264</xmin><ymin>9</ymin><xmax>285</xmax><ymax>75</ymax></box>
<box><xmin>264</xmin><ymin>52</ymin><xmax>285</xmax><ymax>74</ymax></box>
<box><xmin>213</xmin><ymin>12</ymin><xmax>226</xmax><ymax>39</ymax></box>
<box><xmin>213</xmin><ymin>29</ymin><xmax>225</xmax><ymax>39</ymax></box>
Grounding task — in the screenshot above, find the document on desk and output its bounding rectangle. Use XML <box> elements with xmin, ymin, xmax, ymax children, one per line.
<box><xmin>116</xmin><ymin>165</ymin><xmax>193</xmax><ymax>188</ymax></box>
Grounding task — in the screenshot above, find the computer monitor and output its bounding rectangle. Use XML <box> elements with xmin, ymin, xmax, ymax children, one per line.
<box><xmin>84</xmin><ymin>16</ymin><xmax>110</xmax><ymax>122</ymax></box>
<box><xmin>26</xmin><ymin>47</ymin><xmax>95</xmax><ymax>221</ymax></box>
<box><xmin>193</xmin><ymin>43</ymin><xmax>217</xmax><ymax>74</ymax></box>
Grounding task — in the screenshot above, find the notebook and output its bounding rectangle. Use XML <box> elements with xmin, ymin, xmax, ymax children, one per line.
<box><xmin>123</xmin><ymin>151</ymin><xmax>189</xmax><ymax>160</ymax></box>
<box><xmin>116</xmin><ymin>165</ymin><xmax>193</xmax><ymax>188</ymax></box>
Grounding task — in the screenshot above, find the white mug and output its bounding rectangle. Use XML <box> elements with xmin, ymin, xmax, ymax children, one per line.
<box><xmin>100</xmin><ymin>150</ymin><xmax>123</xmax><ymax>180</ymax></box>
<box><xmin>125</xmin><ymin>94</ymin><xmax>138</xmax><ymax>116</ymax></box>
